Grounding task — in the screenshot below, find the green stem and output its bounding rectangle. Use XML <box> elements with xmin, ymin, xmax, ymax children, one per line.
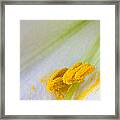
<box><xmin>64</xmin><ymin>83</ymin><xmax>79</xmax><ymax>100</ymax></box>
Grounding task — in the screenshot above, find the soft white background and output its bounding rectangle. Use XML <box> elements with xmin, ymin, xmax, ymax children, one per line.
<box><xmin>5</xmin><ymin>5</ymin><xmax>115</xmax><ymax>115</ymax></box>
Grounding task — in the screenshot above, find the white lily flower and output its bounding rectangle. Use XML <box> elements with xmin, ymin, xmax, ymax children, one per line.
<box><xmin>20</xmin><ymin>20</ymin><xmax>100</xmax><ymax>100</ymax></box>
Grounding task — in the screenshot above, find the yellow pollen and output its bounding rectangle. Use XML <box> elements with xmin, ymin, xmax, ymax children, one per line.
<box><xmin>63</xmin><ymin>63</ymin><xmax>95</xmax><ymax>84</ymax></box>
<box><xmin>46</xmin><ymin>61</ymin><xmax>95</xmax><ymax>99</ymax></box>
<box><xmin>50</xmin><ymin>67</ymin><xmax>68</xmax><ymax>80</ymax></box>
<box><xmin>46</xmin><ymin>68</ymin><xmax>69</xmax><ymax>99</ymax></box>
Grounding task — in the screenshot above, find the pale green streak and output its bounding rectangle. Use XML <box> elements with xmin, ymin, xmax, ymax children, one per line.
<box><xmin>64</xmin><ymin>83</ymin><xmax>79</xmax><ymax>100</ymax></box>
<box><xmin>91</xmin><ymin>48</ymin><xmax>100</xmax><ymax>66</ymax></box>
<box><xmin>22</xmin><ymin>20</ymin><xmax>91</xmax><ymax>71</ymax></box>
<box><xmin>82</xmin><ymin>35</ymin><xmax>100</xmax><ymax>62</ymax></box>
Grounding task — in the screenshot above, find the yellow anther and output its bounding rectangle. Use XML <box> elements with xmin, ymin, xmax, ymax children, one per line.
<box><xmin>62</xmin><ymin>63</ymin><xmax>82</xmax><ymax>84</ymax></box>
<box><xmin>63</xmin><ymin>63</ymin><xmax>95</xmax><ymax>84</ymax></box>
<box><xmin>46</xmin><ymin>77</ymin><xmax>70</xmax><ymax>100</ymax></box>
<box><xmin>75</xmin><ymin>64</ymin><xmax>95</xmax><ymax>80</ymax></box>
<box><xmin>50</xmin><ymin>67</ymin><xmax>68</xmax><ymax>80</ymax></box>
<box><xmin>46</xmin><ymin>68</ymin><xmax>69</xmax><ymax>99</ymax></box>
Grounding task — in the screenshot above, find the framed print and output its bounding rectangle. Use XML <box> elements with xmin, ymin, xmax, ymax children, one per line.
<box><xmin>0</xmin><ymin>0</ymin><xmax>119</xmax><ymax>119</ymax></box>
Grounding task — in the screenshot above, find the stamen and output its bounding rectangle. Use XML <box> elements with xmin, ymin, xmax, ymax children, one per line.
<box><xmin>46</xmin><ymin>62</ymin><xmax>96</xmax><ymax>99</ymax></box>
<box><xmin>63</xmin><ymin>63</ymin><xmax>94</xmax><ymax>84</ymax></box>
<box><xmin>46</xmin><ymin>68</ymin><xmax>69</xmax><ymax>99</ymax></box>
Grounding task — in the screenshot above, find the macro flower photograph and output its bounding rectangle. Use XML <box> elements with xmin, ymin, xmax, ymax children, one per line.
<box><xmin>20</xmin><ymin>20</ymin><xmax>100</xmax><ymax>100</ymax></box>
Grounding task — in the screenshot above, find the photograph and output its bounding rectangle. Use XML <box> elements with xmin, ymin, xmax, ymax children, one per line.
<box><xmin>20</xmin><ymin>20</ymin><xmax>100</xmax><ymax>100</ymax></box>
<box><xmin>2</xmin><ymin>1</ymin><xmax>118</xmax><ymax>118</ymax></box>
